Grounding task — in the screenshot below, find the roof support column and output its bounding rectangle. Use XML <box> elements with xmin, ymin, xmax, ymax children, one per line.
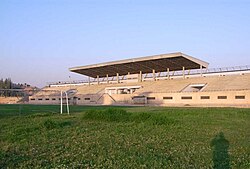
<box><xmin>116</xmin><ymin>73</ymin><xmax>119</xmax><ymax>83</ymax></box>
<box><xmin>153</xmin><ymin>69</ymin><xmax>156</xmax><ymax>81</ymax></box>
<box><xmin>139</xmin><ymin>71</ymin><xmax>142</xmax><ymax>82</ymax></box>
<box><xmin>88</xmin><ymin>76</ymin><xmax>90</xmax><ymax>86</ymax></box>
<box><xmin>200</xmin><ymin>65</ymin><xmax>203</xmax><ymax>76</ymax></box>
<box><xmin>106</xmin><ymin>74</ymin><xmax>109</xmax><ymax>84</ymax></box>
<box><xmin>97</xmin><ymin>75</ymin><xmax>99</xmax><ymax>85</ymax></box>
<box><xmin>167</xmin><ymin>68</ymin><xmax>170</xmax><ymax>80</ymax></box>
<box><xmin>182</xmin><ymin>67</ymin><xmax>185</xmax><ymax>79</ymax></box>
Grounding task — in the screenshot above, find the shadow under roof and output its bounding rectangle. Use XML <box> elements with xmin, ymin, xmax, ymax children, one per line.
<box><xmin>69</xmin><ymin>52</ymin><xmax>209</xmax><ymax>78</ymax></box>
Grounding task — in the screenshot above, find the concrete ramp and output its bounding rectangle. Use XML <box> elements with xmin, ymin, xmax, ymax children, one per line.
<box><xmin>96</xmin><ymin>93</ymin><xmax>116</xmax><ymax>105</ymax></box>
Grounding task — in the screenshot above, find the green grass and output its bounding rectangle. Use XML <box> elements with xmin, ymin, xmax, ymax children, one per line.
<box><xmin>0</xmin><ymin>104</ymin><xmax>250</xmax><ymax>168</ymax></box>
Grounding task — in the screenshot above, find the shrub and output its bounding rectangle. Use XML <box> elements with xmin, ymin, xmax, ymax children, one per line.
<box><xmin>84</xmin><ymin>109</ymin><xmax>177</xmax><ymax>125</ymax></box>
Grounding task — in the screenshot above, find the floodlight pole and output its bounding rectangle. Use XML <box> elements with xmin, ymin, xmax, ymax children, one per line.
<box><xmin>60</xmin><ymin>91</ymin><xmax>63</xmax><ymax>114</ymax></box>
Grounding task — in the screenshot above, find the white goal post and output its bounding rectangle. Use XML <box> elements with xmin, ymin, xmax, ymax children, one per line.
<box><xmin>60</xmin><ymin>91</ymin><xmax>70</xmax><ymax>115</ymax></box>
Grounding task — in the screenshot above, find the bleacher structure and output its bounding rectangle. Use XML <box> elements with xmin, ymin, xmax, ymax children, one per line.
<box><xmin>29</xmin><ymin>52</ymin><xmax>250</xmax><ymax>107</ymax></box>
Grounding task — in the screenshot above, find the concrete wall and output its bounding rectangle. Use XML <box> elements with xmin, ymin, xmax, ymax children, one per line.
<box><xmin>0</xmin><ymin>97</ymin><xmax>21</xmax><ymax>104</ymax></box>
<box><xmin>29</xmin><ymin>90</ymin><xmax>250</xmax><ymax>107</ymax></box>
<box><xmin>29</xmin><ymin>97</ymin><xmax>61</xmax><ymax>105</ymax></box>
<box><xmin>142</xmin><ymin>90</ymin><xmax>250</xmax><ymax>107</ymax></box>
<box><xmin>29</xmin><ymin>71</ymin><xmax>250</xmax><ymax>107</ymax></box>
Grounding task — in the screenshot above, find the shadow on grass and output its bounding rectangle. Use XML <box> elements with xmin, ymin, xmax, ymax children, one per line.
<box><xmin>211</xmin><ymin>132</ymin><xmax>230</xmax><ymax>169</ymax></box>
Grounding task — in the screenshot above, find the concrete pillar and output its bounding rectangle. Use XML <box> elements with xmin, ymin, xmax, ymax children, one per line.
<box><xmin>139</xmin><ymin>71</ymin><xmax>142</xmax><ymax>82</ymax></box>
<box><xmin>200</xmin><ymin>65</ymin><xmax>203</xmax><ymax>76</ymax></box>
<box><xmin>117</xmin><ymin>73</ymin><xmax>119</xmax><ymax>83</ymax></box>
<box><xmin>167</xmin><ymin>68</ymin><xmax>170</xmax><ymax>80</ymax></box>
<box><xmin>128</xmin><ymin>72</ymin><xmax>130</xmax><ymax>75</ymax></box>
<box><xmin>97</xmin><ymin>75</ymin><xmax>99</xmax><ymax>85</ymax></box>
<box><xmin>182</xmin><ymin>67</ymin><xmax>185</xmax><ymax>79</ymax></box>
<box><xmin>88</xmin><ymin>76</ymin><xmax>90</xmax><ymax>86</ymax></box>
<box><xmin>153</xmin><ymin>69</ymin><xmax>156</xmax><ymax>81</ymax></box>
<box><xmin>106</xmin><ymin>74</ymin><xmax>109</xmax><ymax>83</ymax></box>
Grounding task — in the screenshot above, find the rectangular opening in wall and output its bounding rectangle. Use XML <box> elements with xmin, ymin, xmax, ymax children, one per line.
<box><xmin>38</xmin><ymin>98</ymin><xmax>42</xmax><ymax>101</ymax></box>
<box><xmin>52</xmin><ymin>98</ymin><xmax>56</xmax><ymax>100</ymax></box>
<box><xmin>147</xmin><ymin>97</ymin><xmax>155</xmax><ymax>100</ymax></box>
<box><xmin>218</xmin><ymin>96</ymin><xmax>227</xmax><ymax>99</ymax></box>
<box><xmin>182</xmin><ymin>83</ymin><xmax>206</xmax><ymax>92</ymax></box>
<box><xmin>84</xmin><ymin>98</ymin><xmax>90</xmax><ymax>100</ymax></box>
<box><xmin>45</xmin><ymin>98</ymin><xmax>49</xmax><ymax>100</ymax></box>
<box><xmin>201</xmin><ymin>96</ymin><xmax>210</xmax><ymax>99</ymax></box>
<box><xmin>78</xmin><ymin>98</ymin><xmax>81</xmax><ymax>100</ymax></box>
<box><xmin>235</xmin><ymin>96</ymin><xmax>245</xmax><ymax>99</ymax></box>
<box><xmin>181</xmin><ymin>96</ymin><xmax>192</xmax><ymax>100</ymax></box>
<box><xmin>30</xmin><ymin>98</ymin><xmax>35</xmax><ymax>101</ymax></box>
<box><xmin>163</xmin><ymin>97</ymin><xmax>173</xmax><ymax>100</ymax></box>
<box><xmin>132</xmin><ymin>96</ymin><xmax>147</xmax><ymax>104</ymax></box>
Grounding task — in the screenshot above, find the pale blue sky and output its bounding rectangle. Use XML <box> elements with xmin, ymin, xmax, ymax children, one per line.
<box><xmin>1</xmin><ymin>0</ymin><xmax>250</xmax><ymax>87</ymax></box>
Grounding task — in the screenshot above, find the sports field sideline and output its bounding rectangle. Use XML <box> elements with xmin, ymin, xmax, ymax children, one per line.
<box><xmin>0</xmin><ymin>104</ymin><xmax>249</xmax><ymax>168</ymax></box>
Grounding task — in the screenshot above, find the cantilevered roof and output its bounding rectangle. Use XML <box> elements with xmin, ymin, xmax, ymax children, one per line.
<box><xmin>69</xmin><ymin>52</ymin><xmax>209</xmax><ymax>78</ymax></box>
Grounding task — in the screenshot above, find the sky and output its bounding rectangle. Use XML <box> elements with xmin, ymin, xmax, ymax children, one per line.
<box><xmin>1</xmin><ymin>0</ymin><xmax>250</xmax><ymax>87</ymax></box>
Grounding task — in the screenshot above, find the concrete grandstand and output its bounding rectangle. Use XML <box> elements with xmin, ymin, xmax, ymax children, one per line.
<box><xmin>29</xmin><ymin>52</ymin><xmax>250</xmax><ymax>107</ymax></box>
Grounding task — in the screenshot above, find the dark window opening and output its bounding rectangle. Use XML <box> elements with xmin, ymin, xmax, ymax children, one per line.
<box><xmin>181</xmin><ymin>96</ymin><xmax>192</xmax><ymax>100</ymax></box>
<box><xmin>45</xmin><ymin>98</ymin><xmax>49</xmax><ymax>100</ymax></box>
<box><xmin>38</xmin><ymin>98</ymin><xmax>43</xmax><ymax>100</ymax></box>
<box><xmin>78</xmin><ymin>98</ymin><xmax>81</xmax><ymax>100</ymax></box>
<box><xmin>147</xmin><ymin>97</ymin><xmax>155</xmax><ymax>100</ymax></box>
<box><xmin>218</xmin><ymin>96</ymin><xmax>227</xmax><ymax>99</ymax></box>
<box><xmin>163</xmin><ymin>97</ymin><xmax>173</xmax><ymax>100</ymax></box>
<box><xmin>84</xmin><ymin>98</ymin><xmax>90</xmax><ymax>100</ymax></box>
<box><xmin>52</xmin><ymin>98</ymin><xmax>56</xmax><ymax>100</ymax></box>
<box><xmin>30</xmin><ymin>98</ymin><xmax>35</xmax><ymax>101</ymax></box>
<box><xmin>201</xmin><ymin>96</ymin><xmax>210</xmax><ymax>99</ymax></box>
<box><xmin>235</xmin><ymin>96</ymin><xmax>245</xmax><ymax>99</ymax></box>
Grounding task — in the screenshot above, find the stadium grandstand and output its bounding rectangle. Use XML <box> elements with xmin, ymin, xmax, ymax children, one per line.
<box><xmin>29</xmin><ymin>52</ymin><xmax>250</xmax><ymax>107</ymax></box>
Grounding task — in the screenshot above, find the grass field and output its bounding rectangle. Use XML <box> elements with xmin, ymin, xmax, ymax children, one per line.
<box><xmin>0</xmin><ymin>104</ymin><xmax>250</xmax><ymax>168</ymax></box>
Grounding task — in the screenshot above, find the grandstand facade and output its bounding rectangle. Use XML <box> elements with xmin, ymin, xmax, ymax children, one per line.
<box><xmin>29</xmin><ymin>52</ymin><xmax>250</xmax><ymax>107</ymax></box>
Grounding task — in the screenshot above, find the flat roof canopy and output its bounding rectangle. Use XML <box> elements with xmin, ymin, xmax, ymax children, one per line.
<box><xmin>69</xmin><ymin>52</ymin><xmax>209</xmax><ymax>78</ymax></box>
